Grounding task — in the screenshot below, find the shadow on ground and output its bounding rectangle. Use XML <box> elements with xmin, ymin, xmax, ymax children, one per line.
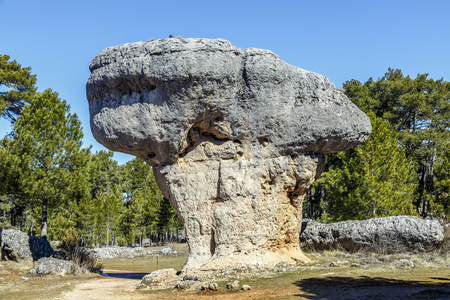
<box><xmin>294</xmin><ymin>276</ymin><xmax>450</xmax><ymax>299</ymax></box>
<box><xmin>101</xmin><ymin>272</ymin><xmax>149</xmax><ymax>280</ymax></box>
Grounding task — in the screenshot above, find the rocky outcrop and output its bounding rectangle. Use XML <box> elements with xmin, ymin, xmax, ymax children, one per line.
<box><xmin>1</xmin><ymin>228</ymin><xmax>53</xmax><ymax>262</ymax></box>
<box><xmin>29</xmin><ymin>257</ymin><xmax>79</xmax><ymax>276</ymax></box>
<box><xmin>300</xmin><ymin>216</ymin><xmax>444</xmax><ymax>252</ymax></box>
<box><xmin>87</xmin><ymin>38</ymin><xmax>371</xmax><ymax>270</ymax></box>
<box><xmin>91</xmin><ymin>246</ymin><xmax>148</xmax><ymax>259</ymax></box>
<box><xmin>137</xmin><ymin>268</ymin><xmax>179</xmax><ymax>290</ymax></box>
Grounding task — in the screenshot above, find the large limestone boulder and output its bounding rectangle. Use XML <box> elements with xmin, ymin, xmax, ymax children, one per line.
<box><xmin>1</xmin><ymin>228</ymin><xmax>54</xmax><ymax>262</ymax></box>
<box><xmin>86</xmin><ymin>38</ymin><xmax>371</xmax><ymax>270</ymax></box>
<box><xmin>300</xmin><ymin>216</ymin><xmax>444</xmax><ymax>252</ymax></box>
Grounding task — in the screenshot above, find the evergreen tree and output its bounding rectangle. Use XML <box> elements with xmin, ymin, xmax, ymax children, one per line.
<box><xmin>0</xmin><ymin>140</ymin><xmax>14</xmax><ymax>244</ymax></box>
<box><xmin>156</xmin><ymin>196</ymin><xmax>183</xmax><ymax>242</ymax></box>
<box><xmin>88</xmin><ymin>151</ymin><xmax>121</xmax><ymax>200</ymax></box>
<box><xmin>84</xmin><ymin>150</ymin><xmax>123</xmax><ymax>246</ymax></box>
<box><xmin>0</xmin><ymin>137</ymin><xmax>30</xmax><ymax>234</ymax></box>
<box><xmin>12</xmin><ymin>89</ymin><xmax>89</xmax><ymax>239</ymax></box>
<box><xmin>316</xmin><ymin>113</ymin><xmax>417</xmax><ymax>221</ymax></box>
<box><xmin>102</xmin><ymin>187</ymin><xmax>123</xmax><ymax>246</ymax></box>
<box><xmin>0</xmin><ymin>55</ymin><xmax>37</xmax><ymax>124</ymax></box>
<box><xmin>120</xmin><ymin>158</ymin><xmax>169</xmax><ymax>245</ymax></box>
<box><xmin>344</xmin><ymin>69</ymin><xmax>450</xmax><ymax>216</ymax></box>
<box><xmin>433</xmin><ymin>149</ymin><xmax>450</xmax><ymax>218</ymax></box>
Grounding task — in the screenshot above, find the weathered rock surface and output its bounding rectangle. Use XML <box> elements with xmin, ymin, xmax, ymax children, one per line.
<box><xmin>91</xmin><ymin>246</ymin><xmax>148</xmax><ymax>259</ymax></box>
<box><xmin>226</xmin><ymin>280</ymin><xmax>240</xmax><ymax>290</ymax></box>
<box><xmin>29</xmin><ymin>257</ymin><xmax>79</xmax><ymax>276</ymax></box>
<box><xmin>1</xmin><ymin>228</ymin><xmax>53</xmax><ymax>262</ymax></box>
<box><xmin>87</xmin><ymin>38</ymin><xmax>371</xmax><ymax>270</ymax></box>
<box><xmin>300</xmin><ymin>216</ymin><xmax>444</xmax><ymax>252</ymax></box>
<box><xmin>138</xmin><ymin>268</ymin><xmax>179</xmax><ymax>290</ymax></box>
<box><xmin>163</xmin><ymin>247</ymin><xmax>179</xmax><ymax>255</ymax></box>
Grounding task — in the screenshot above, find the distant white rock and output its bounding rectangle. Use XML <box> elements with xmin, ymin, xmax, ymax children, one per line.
<box><xmin>91</xmin><ymin>246</ymin><xmax>148</xmax><ymax>259</ymax></box>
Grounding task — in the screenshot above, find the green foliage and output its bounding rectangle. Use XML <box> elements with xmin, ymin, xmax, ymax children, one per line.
<box><xmin>60</xmin><ymin>226</ymin><xmax>81</xmax><ymax>252</ymax></box>
<box><xmin>317</xmin><ymin>113</ymin><xmax>417</xmax><ymax>221</ymax></box>
<box><xmin>120</xmin><ymin>158</ymin><xmax>165</xmax><ymax>245</ymax></box>
<box><xmin>0</xmin><ymin>55</ymin><xmax>183</xmax><ymax>247</ymax></box>
<box><xmin>0</xmin><ymin>54</ymin><xmax>37</xmax><ymax>124</ymax></box>
<box><xmin>344</xmin><ymin>68</ymin><xmax>450</xmax><ymax>160</ymax></box>
<box><xmin>157</xmin><ymin>197</ymin><xmax>177</xmax><ymax>233</ymax></box>
<box><xmin>433</xmin><ymin>150</ymin><xmax>450</xmax><ymax>217</ymax></box>
<box><xmin>0</xmin><ymin>140</ymin><xmax>16</xmax><ymax>229</ymax></box>
<box><xmin>12</xmin><ymin>89</ymin><xmax>89</xmax><ymax>238</ymax></box>
<box><xmin>344</xmin><ymin>69</ymin><xmax>450</xmax><ymax>217</ymax></box>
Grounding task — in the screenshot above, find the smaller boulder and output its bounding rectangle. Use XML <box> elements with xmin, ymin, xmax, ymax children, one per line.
<box><xmin>159</xmin><ymin>247</ymin><xmax>176</xmax><ymax>255</ymax></box>
<box><xmin>139</xmin><ymin>268</ymin><xmax>178</xmax><ymax>289</ymax></box>
<box><xmin>226</xmin><ymin>280</ymin><xmax>240</xmax><ymax>290</ymax></box>
<box><xmin>175</xmin><ymin>280</ymin><xmax>204</xmax><ymax>291</ymax></box>
<box><xmin>393</xmin><ymin>259</ymin><xmax>415</xmax><ymax>269</ymax></box>
<box><xmin>175</xmin><ymin>272</ymin><xmax>205</xmax><ymax>291</ymax></box>
<box><xmin>241</xmin><ymin>284</ymin><xmax>252</xmax><ymax>291</ymax></box>
<box><xmin>29</xmin><ymin>257</ymin><xmax>78</xmax><ymax>276</ymax></box>
<box><xmin>182</xmin><ymin>273</ymin><xmax>200</xmax><ymax>281</ymax></box>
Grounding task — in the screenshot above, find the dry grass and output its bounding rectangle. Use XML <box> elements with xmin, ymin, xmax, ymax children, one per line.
<box><xmin>99</xmin><ymin>255</ymin><xmax>188</xmax><ymax>273</ymax></box>
<box><xmin>0</xmin><ymin>261</ymin><xmax>95</xmax><ymax>300</ymax></box>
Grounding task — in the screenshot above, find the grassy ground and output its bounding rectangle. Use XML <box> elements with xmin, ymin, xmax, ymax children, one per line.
<box><xmin>136</xmin><ymin>250</ymin><xmax>450</xmax><ymax>299</ymax></box>
<box><xmin>1</xmin><ymin>238</ymin><xmax>449</xmax><ymax>299</ymax></box>
<box><xmin>99</xmin><ymin>255</ymin><xmax>188</xmax><ymax>273</ymax></box>
<box><xmin>99</xmin><ymin>242</ymin><xmax>189</xmax><ymax>273</ymax></box>
<box><xmin>0</xmin><ymin>261</ymin><xmax>96</xmax><ymax>300</ymax></box>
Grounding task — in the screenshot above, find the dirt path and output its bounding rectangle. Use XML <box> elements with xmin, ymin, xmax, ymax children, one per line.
<box><xmin>60</xmin><ymin>274</ymin><xmax>145</xmax><ymax>300</ymax></box>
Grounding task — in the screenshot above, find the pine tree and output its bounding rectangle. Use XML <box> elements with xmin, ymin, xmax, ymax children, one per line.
<box><xmin>84</xmin><ymin>151</ymin><xmax>123</xmax><ymax>246</ymax></box>
<box><xmin>0</xmin><ymin>54</ymin><xmax>37</xmax><ymax>124</ymax></box>
<box><xmin>433</xmin><ymin>150</ymin><xmax>450</xmax><ymax>218</ymax></box>
<box><xmin>316</xmin><ymin>113</ymin><xmax>417</xmax><ymax>221</ymax></box>
<box><xmin>12</xmin><ymin>89</ymin><xmax>89</xmax><ymax>239</ymax></box>
<box><xmin>120</xmin><ymin>158</ymin><xmax>168</xmax><ymax>245</ymax></box>
<box><xmin>344</xmin><ymin>69</ymin><xmax>450</xmax><ymax>216</ymax></box>
<box><xmin>0</xmin><ymin>140</ymin><xmax>14</xmax><ymax>230</ymax></box>
<box><xmin>0</xmin><ymin>137</ymin><xmax>28</xmax><ymax>240</ymax></box>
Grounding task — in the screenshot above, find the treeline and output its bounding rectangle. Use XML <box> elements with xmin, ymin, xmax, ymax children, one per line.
<box><xmin>1</xmin><ymin>56</ymin><xmax>449</xmax><ymax>245</ymax></box>
<box><xmin>0</xmin><ymin>54</ymin><xmax>182</xmax><ymax>246</ymax></box>
<box><xmin>305</xmin><ymin>68</ymin><xmax>450</xmax><ymax>222</ymax></box>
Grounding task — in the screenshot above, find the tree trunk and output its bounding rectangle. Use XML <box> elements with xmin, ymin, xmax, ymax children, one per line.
<box><xmin>41</xmin><ymin>199</ymin><xmax>48</xmax><ymax>239</ymax></box>
<box><xmin>106</xmin><ymin>217</ymin><xmax>110</xmax><ymax>247</ymax></box>
<box><xmin>30</xmin><ymin>219</ymin><xmax>34</xmax><ymax>236</ymax></box>
<box><xmin>0</xmin><ymin>226</ymin><xmax>3</xmax><ymax>254</ymax></box>
<box><xmin>305</xmin><ymin>187</ymin><xmax>312</xmax><ymax>219</ymax></box>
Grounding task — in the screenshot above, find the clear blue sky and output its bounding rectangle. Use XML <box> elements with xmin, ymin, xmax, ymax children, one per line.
<box><xmin>1</xmin><ymin>0</ymin><xmax>449</xmax><ymax>164</ymax></box>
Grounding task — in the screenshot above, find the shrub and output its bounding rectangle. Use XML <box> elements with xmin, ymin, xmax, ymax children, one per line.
<box><xmin>60</xmin><ymin>227</ymin><xmax>102</xmax><ymax>273</ymax></box>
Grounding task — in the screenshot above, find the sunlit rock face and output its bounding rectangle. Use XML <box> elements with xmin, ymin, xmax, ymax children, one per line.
<box><xmin>87</xmin><ymin>38</ymin><xmax>371</xmax><ymax>271</ymax></box>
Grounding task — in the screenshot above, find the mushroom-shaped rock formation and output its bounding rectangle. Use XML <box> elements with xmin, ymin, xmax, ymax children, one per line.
<box><xmin>87</xmin><ymin>38</ymin><xmax>371</xmax><ymax>271</ymax></box>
